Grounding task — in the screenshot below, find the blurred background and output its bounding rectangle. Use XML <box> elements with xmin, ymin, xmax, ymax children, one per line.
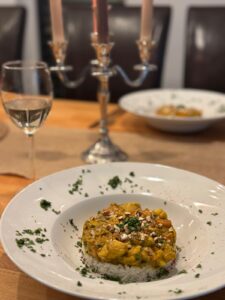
<box><xmin>1</xmin><ymin>0</ymin><xmax>225</xmax><ymax>90</ymax></box>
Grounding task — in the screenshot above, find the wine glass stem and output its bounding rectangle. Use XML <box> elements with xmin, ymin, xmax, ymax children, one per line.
<box><xmin>28</xmin><ymin>134</ymin><xmax>35</xmax><ymax>179</ymax></box>
<box><xmin>98</xmin><ymin>76</ymin><xmax>109</xmax><ymax>139</ymax></box>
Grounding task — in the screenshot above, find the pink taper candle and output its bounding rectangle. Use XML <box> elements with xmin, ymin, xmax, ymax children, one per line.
<box><xmin>49</xmin><ymin>0</ymin><xmax>65</xmax><ymax>43</ymax></box>
<box><xmin>140</xmin><ymin>0</ymin><xmax>153</xmax><ymax>41</ymax></box>
<box><xmin>92</xmin><ymin>0</ymin><xmax>98</xmax><ymax>33</ymax></box>
<box><xmin>95</xmin><ymin>0</ymin><xmax>109</xmax><ymax>43</ymax></box>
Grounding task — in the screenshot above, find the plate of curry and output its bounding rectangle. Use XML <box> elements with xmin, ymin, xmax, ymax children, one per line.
<box><xmin>1</xmin><ymin>162</ymin><xmax>225</xmax><ymax>299</ymax></box>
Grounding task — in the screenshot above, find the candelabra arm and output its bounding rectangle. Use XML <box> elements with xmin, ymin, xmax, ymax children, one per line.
<box><xmin>114</xmin><ymin>64</ymin><xmax>156</xmax><ymax>88</ymax></box>
<box><xmin>53</xmin><ymin>64</ymin><xmax>90</xmax><ymax>89</ymax></box>
<box><xmin>49</xmin><ymin>40</ymin><xmax>90</xmax><ymax>89</ymax></box>
<box><xmin>113</xmin><ymin>39</ymin><xmax>157</xmax><ymax>88</ymax></box>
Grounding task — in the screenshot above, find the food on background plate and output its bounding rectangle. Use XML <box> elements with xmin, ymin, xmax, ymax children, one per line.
<box><xmin>82</xmin><ymin>202</ymin><xmax>177</xmax><ymax>283</ymax></box>
<box><xmin>156</xmin><ymin>104</ymin><xmax>202</xmax><ymax>117</ymax></box>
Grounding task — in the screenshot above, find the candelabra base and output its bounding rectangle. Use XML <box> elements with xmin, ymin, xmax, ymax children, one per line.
<box><xmin>81</xmin><ymin>135</ymin><xmax>128</xmax><ymax>164</ymax></box>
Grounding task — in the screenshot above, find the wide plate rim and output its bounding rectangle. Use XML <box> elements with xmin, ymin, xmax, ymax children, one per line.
<box><xmin>1</xmin><ymin>162</ymin><xmax>225</xmax><ymax>300</ymax></box>
<box><xmin>119</xmin><ymin>88</ymin><xmax>225</xmax><ymax>122</ymax></box>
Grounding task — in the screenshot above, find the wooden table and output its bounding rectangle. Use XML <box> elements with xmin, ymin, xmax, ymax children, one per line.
<box><xmin>0</xmin><ymin>99</ymin><xmax>225</xmax><ymax>300</ymax></box>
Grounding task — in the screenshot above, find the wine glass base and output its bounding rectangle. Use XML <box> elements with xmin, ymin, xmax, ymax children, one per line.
<box><xmin>81</xmin><ymin>136</ymin><xmax>128</xmax><ymax>164</ymax></box>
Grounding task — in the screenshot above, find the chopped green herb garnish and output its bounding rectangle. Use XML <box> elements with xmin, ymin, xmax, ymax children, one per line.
<box><xmin>206</xmin><ymin>221</ymin><xmax>212</xmax><ymax>226</ymax></box>
<box><xmin>195</xmin><ymin>273</ymin><xmax>200</xmax><ymax>278</ymax></box>
<box><xmin>16</xmin><ymin>238</ymin><xmax>34</xmax><ymax>248</ymax></box>
<box><xmin>77</xmin><ymin>281</ymin><xmax>82</xmax><ymax>287</ymax></box>
<box><xmin>176</xmin><ymin>245</ymin><xmax>182</xmax><ymax>252</ymax></box>
<box><xmin>157</xmin><ymin>268</ymin><xmax>169</xmax><ymax>278</ymax></box>
<box><xmin>178</xmin><ymin>269</ymin><xmax>187</xmax><ymax>274</ymax></box>
<box><xmin>102</xmin><ymin>274</ymin><xmax>122</xmax><ymax>282</ymax></box>
<box><xmin>80</xmin><ymin>267</ymin><xmax>88</xmax><ymax>276</ymax></box>
<box><xmin>124</xmin><ymin>177</ymin><xmax>133</xmax><ymax>183</ymax></box>
<box><xmin>129</xmin><ymin>172</ymin><xmax>135</xmax><ymax>177</ymax></box>
<box><xmin>69</xmin><ymin>219</ymin><xmax>79</xmax><ymax>231</ymax></box>
<box><xmin>69</xmin><ymin>178</ymin><xmax>83</xmax><ymax>194</ymax></box>
<box><xmin>15</xmin><ymin>227</ymin><xmax>50</xmax><ymax>256</ymax></box>
<box><xmin>21</xmin><ymin>228</ymin><xmax>45</xmax><ymax>236</ymax></box>
<box><xmin>40</xmin><ymin>199</ymin><xmax>52</xmax><ymax>211</ymax></box>
<box><xmin>108</xmin><ymin>176</ymin><xmax>122</xmax><ymax>189</ymax></box>
<box><xmin>34</xmin><ymin>228</ymin><xmax>43</xmax><ymax>235</ymax></box>
<box><xmin>35</xmin><ymin>238</ymin><xmax>49</xmax><ymax>244</ymax></box>
<box><xmin>169</xmin><ymin>288</ymin><xmax>183</xmax><ymax>294</ymax></box>
<box><xmin>196</xmin><ymin>264</ymin><xmax>202</xmax><ymax>268</ymax></box>
<box><xmin>118</xmin><ymin>217</ymin><xmax>141</xmax><ymax>232</ymax></box>
<box><xmin>211</xmin><ymin>212</ymin><xmax>218</xmax><ymax>216</ymax></box>
<box><xmin>77</xmin><ymin>241</ymin><xmax>82</xmax><ymax>248</ymax></box>
<box><xmin>22</xmin><ymin>229</ymin><xmax>34</xmax><ymax>235</ymax></box>
<box><xmin>81</xmin><ymin>169</ymin><xmax>91</xmax><ymax>174</ymax></box>
<box><xmin>198</xmin><ymin>209</ymin><xmax>203</xmax><ymax>214</ymax></box>
<box><xmin>16</xmin><ymin>239</ymin><xmax>25</xmax><ymax>248</ymax></box>
<box><xmin>52</xmin><ymin>209</ymin><xmax>61</xmax><ymax>215</ymax></box>
<box><xmin>135</xmin><ymin>253</ymin><xmax>142</xmax><ymax>261</ymax></box>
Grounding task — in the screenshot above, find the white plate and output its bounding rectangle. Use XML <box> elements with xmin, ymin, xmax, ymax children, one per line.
<box><xmin>119</xmin><ymin>89</ymin><xmax>225</xmax><ymax>133</ymax></box>
<box><xmin>1</xmin><ymin>162</ymin><xmax>225</xmax><ymax>300</ymax></box>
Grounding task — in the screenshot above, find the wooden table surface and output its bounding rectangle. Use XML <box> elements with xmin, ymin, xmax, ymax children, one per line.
<box><xmin>0</xmin><ymin>99</ymin><xmax>225</xmax><ymax>300</ymax></box>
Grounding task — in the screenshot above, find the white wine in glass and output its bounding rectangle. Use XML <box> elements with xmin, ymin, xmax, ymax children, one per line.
<box><xmin>1</xmin><ymin>61</ymin><xmax>53</xmax><ymax>179</ymax></box>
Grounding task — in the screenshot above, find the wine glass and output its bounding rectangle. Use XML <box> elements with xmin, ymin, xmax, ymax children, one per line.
<box><xmin>1</xmin><ymin>61</ymin><xmax>53</xmax><ymax>179</ymax></box>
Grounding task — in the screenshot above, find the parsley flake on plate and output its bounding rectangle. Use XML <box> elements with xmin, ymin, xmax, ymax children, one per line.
<box><xmin>40</xmin><ymin>199</ymin><xmax>52</xmax><ymax>211</ymax></box>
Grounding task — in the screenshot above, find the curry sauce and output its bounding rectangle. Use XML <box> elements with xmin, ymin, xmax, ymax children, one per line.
<box><xmin>156</xmin><ymin>105</ymin><xmax>202</xmax><ymax>117</ymax></box>
<box><xmin>82</xmin><ymin>202</ymin><xmax>177</xmax><ymax>268</ymax></box>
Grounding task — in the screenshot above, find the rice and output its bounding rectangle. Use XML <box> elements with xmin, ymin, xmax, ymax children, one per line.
<box><xmin>82</xmin><ymin>249</ymin><xmax>176</xmax><ymax>283</ymax></box>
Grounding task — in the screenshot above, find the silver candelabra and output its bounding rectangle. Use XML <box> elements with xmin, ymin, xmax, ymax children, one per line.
<box><xmin>49</xmin><ymin>34</ymin><xmax>157</xmax><ymax>164</ymax></box>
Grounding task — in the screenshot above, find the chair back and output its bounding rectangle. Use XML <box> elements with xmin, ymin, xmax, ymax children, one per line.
<box><xmin>0</xmin><ymin>7</ymin><xmax>26</xmax><ymax>67</ymax></box>
<box><xmin>39</xmin><ymin>3</ymin><xmax>171</xmax><ymax>102</ymax></box>
<box><xmin>185</xmin><ymin>7</ymin><xmax>225</xmax><ymax>93</ymax></box>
